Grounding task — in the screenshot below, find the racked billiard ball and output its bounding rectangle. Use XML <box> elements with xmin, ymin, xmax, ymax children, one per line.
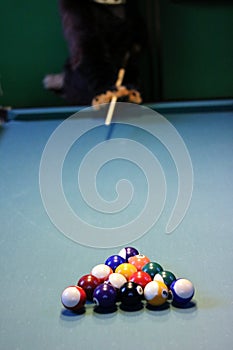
<box><xmin>170</xmin><ymin>278</ymin><xmax>194</xmax><ymax>305</ymax></box>
<box><xmin>93</xmin><ymin>283</ymin><xmax>117</xmax><ymax>309</ymax></box>
<box><xmin>128</xmin><ymin>254</ymin><xmax>150</xmax><ymax>271</ymax></box>
<box><xmin>129</xmin><ymin>271</ymin><xmax>152</xmax><ymax>289</ymax></box>
<box><xmin>115</xmin><ymin>263</ymin><xmax>137</xmax><ymax>280</ymax></box>
<box><xmin>142</xmin><ymin>261</ymin><xmax>163</xmax><ymax>279</ymax></box>
<box><xmin>144</xmin><ymin>280</ymin><xmax>169</xmax><ymax>306</ymax></box>
<box><xmin>154</xmin><ymin>270</ymin><xmax>176</xmax><ymax>289</ymax></box>
<box><xmin>61</xmin><ymin>285</ymin><xmax>86</xmax><ymax>312</ymax></box>
<box><xmin>107</xmin><ymin>273</ymin><xmax>127</xmax><ymax>290</ymax></box>
<box><xmin>91</xmin><ymin>264</ymin><xmax>113</xmax><ymax>283</ymax></box>
<box><xmin>105</xmin><ymin>255</ymin><xmax>126</xmax><ymax>272</ymax></box>
<box><xmin>77</xmin><ymin>274</ymin><xmax>100</xmax><ymax>301</ymax></box>
<box><xmin>119</xmin><ymin>281</ymin><xmax>144</xmax><ymax>310</ymax></box>
<box><xmin>118</xmin><ymin>247</ymin><xmax>139</xmax><ymax>261</ymax></box>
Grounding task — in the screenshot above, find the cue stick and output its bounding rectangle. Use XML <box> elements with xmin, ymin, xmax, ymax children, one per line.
<box><xmin>105</xmin><ymin>68</ymin><xmax>126</xmax><ymax>126</ymax></box>
<box><xmin>105</xmin><ymin>52</ymin><xmax>130</xmax><ymax>126</ymax></box>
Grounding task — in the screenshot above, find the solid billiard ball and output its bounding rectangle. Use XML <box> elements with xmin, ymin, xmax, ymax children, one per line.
<box><xmin>91</xmin><ymin>264</ymin><xmax>113</xmax><ymax>283</ymax></box>
<box><xmin>61</xmin><ymin>286</ymin><xmax>86</xmax><ymax>312</ymax></box>
<box><xmin>144</xmin><ymin>280</ymin><xmax>169</xmax><ymax>306</ymax></box>
<box><xmin>129</xmin><ymin>271</ymin><xmax>152</xmax><ymax>289</ymax></box>
<box><xmin>118</xmin><ymin>247</ymin><xmax>139</xmax><ymax>261</ymax></box>
<box><xmin>170</xmin><ymin>278</ymin><xmax>195</xmax><ymax>305</ymax></box>
<box><xmin>154</xmin><ymin>270</ymin><xmax>176</xmax><ymax>288</ymax></box>
<box><xmin>93</xmin><ymin>283</ymin><xmax>117</xmax><ymax>309</ymax></box>
<box><xmin>107</xmin><ymin>273</ymin><xmax>127</xmax><ymax>290</ymax></box>
<box><xmin>115</xmin><ymin>263</ymin><xmax>137</xmax><ymax>280</ymax></box>
<box><xmin>128</xmin><ymin>254</ymin><xmax>150</xmax><ymax>271</ymax></box>
<box><xmin>119</xmin><ymin>281</ymin><xmax>144</xmax><ymax>310</ymax></box>
<box><xmin>105</xmin><ymin>255</ymin><xmax>126</xmax><ymax>271</ymax></box>
<box><xmin>77</xmin><ymin>274</ymin><xmax>100</xmax><ymax>301</ymax></box>
<box><xmin>142</xmin><ymin>261</ymin><xmax>163</xmax><ymax>279</ymax></box>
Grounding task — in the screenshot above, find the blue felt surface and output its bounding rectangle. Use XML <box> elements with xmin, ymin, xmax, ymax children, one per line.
<box><xmin>0</xmin><ymin>104</ymin><xmax>233</xmax><ymax>350</ymax></box>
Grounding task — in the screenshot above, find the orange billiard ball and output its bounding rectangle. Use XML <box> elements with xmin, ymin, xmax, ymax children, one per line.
<box><xmin>128</xmin><ymin>254</ymin><xmax>150</xmax><ymax>271</ymax></box>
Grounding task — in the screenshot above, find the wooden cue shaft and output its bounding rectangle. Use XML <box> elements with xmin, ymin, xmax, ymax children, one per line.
<box><xmin>105</xmin><ymin>68</ymin><xmax>126</xmax><ymax>126</ymax></box>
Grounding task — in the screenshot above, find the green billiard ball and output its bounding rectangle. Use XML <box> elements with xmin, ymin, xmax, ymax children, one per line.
<box><xmin>142</xmin><ymin>261</ymin><xmax>163</xmax><ymax>279</ymax></box>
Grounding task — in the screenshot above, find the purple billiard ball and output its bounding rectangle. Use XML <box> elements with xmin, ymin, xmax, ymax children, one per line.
<box><xmin>93</xmin><ymin>283</ymin><xmax>117</xmax><ymax>309</ymax></box>
<box><xmin>105</xmin><ymin>255</ymin><xmax>126</xmax><ymax>272</ymax></box>
<box><xmin>118</xmin><ymin>247</ymin><xmax>139</xmax><ymax>262</ymax></box>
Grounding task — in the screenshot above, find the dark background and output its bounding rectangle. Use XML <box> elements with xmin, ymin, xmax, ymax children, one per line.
<box><xmin>0</xmin><ymin>0</ymin><xmax>232</xmax><ymax>108</ymax></box>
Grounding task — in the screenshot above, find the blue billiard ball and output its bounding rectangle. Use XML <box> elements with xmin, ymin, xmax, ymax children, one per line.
<box><xmin>170</xmin><ymin>278</ymin><xmax>195</xmax><ymax>305</ymax></box>
<box><xmin>105</xmin><ymin>255</ymin><xmax>126</xmax><ymax>271</ymax></box>
<box><xmin>93</xmin><ymin>283</ymin><xmax>117</xmax><ymax>309</ymax></box>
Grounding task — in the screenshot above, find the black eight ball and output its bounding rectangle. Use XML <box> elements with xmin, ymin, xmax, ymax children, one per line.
<box><xmin>119</xmin><ymin>281</ymin><xmax>144</xmax><ymax>309</ymax></box>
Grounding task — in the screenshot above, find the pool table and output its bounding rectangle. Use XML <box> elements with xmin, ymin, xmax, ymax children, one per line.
<box><xmin>1</xmin><ymin>99</ymin><xmax>233</xmax><ymax>350</ymax></box>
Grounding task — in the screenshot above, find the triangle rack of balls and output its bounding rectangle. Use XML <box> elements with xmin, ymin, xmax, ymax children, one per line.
<box><xmin>61</xmin><ymin>247</ymin><xmax>195</xmax><ymax>313</ymax></box>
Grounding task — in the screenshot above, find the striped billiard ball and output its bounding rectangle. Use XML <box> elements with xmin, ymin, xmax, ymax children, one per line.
<box><xmin>144</xmin><ymin>280</ymin><xmax>169</xmax><ymax>306</ymax></box>
<box><xmin>170</xmin><ymin>278</ymin><xmax>195</xmax><ymax>305</ymax></box>
<box><xmin>91</xmin><ymin>264</ymin><xmax>113</xmax><ymax>283</ymax></box>
<box><xmin>61</xmin><ymin>286</ymin><xmax>86</xmax><ymax>312</ymax></box>
<box><xmin>118</xmin><ymin>247</ymin><xmax>139</xmax><ymax>261</ymax></box>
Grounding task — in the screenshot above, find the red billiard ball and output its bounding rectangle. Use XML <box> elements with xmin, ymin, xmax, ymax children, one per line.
<box><xmin>105</xmin><ymin>255</ymin><xmax>126</xmax><ymax>271</ymax></box>
<box><xmin>129</xmin><ymin>271</ymin><xmax>152</xmax><ymax>289</ymax></box>
<box><xmin>128</xmin><ymin>254</ymin><xmax>150</xmax><ymax>271</ymax></box>
<box><xmin>77</xmin><ymin>274</ymin><xmax>100</xmax><ymax>301</ymax></box>
<box><xmin>93</xmin><ymin>283</ymin><xmax>117</xmax><ymax>309</ymax></box>
<box><xmin>118</xmin><ymin>247</ymin><xmax>139</xmax><ymax>261</ymax></box>
<box><xmin>61</xmin><ymin>286</ymin><xmax>86</xmax><ymax>312</ymax></box>
<box><xmin>91</xmin><ymin>264</ymin><xmax>113</xmax><ymax>283</ymax></box>
<box><xmin>144</xmin><ymin>280</ymin><xmax>169</xmax><ymax>306</ymax></box>
<box><xmin>170</xmin><ymin>278</ymin><xmax>195</xmax><ymax>305</ymax></box>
